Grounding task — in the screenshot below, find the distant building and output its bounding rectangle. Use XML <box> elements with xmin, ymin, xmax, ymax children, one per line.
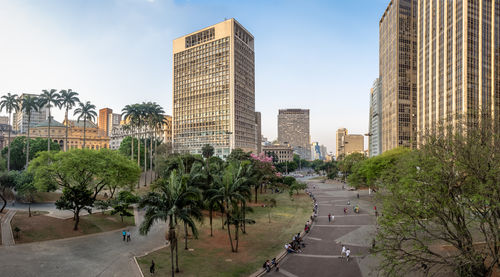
<box><xmin>369</xmin><ymin>78</ymin><xmax>382</xmax><ymax>157</ymax></box>
<box><xmin>12</xmin><ymin>93</ymin><xmax>48</xmax><ymax>134</ymax></box>
<box><xmin>263</xmin><ymin>144</ymin><xmax>293</xmax><ymax>163</ymax></box>
<box><xmin>172</xmin><ymin>18</ymin><xmax>256</xmax><ymax>158</ymax></box>
<box><xmin>107</xmin><ymin>113</ymin><xmax>122</xmax><ymax>137</ymax></box>
<box><xmin>255</xmin><ymin>112</ymin><xmax>262</xmax><ymax>154</ymax></box>
<box><xmin>110</xmin><ymin>115</ymin><xmax>172</xmax><ymax>150</ymax></box>
<box><xmin>98</xmin><ymin>108</ymin><xmax>113</xmax><ymax>136</ymax></box>
<box><xmin>0</xmin><ymin>116</ymin><xmax>9</xmax><ymax>125</ymax></box>
<box><xmin>29</xmin><ymin>118</ymin><xmax>110</xmax><ymax>150</ymax></box>
<box><xmin>311</xmin><ymin>142</ymin><xmax>322</xmax><ymax>160</ymax></box>
<box><xmin>320</xmin><ymin>145</ymin><xmax>327</xmax><ymax>160</ymax></box>
<box><xmin>277</xmin><ymin>109</ymin><xmax>310</xmax><ymax>160</ymax></box>
<box><xmin>380</xmin><ymin>0</ymin><xmax>417</xmax><ymax>152</ymax></box>
<box><xmin>336</xmin><ymin>128</ymin><xmax>364</xmax><ymax>159</ymax></box>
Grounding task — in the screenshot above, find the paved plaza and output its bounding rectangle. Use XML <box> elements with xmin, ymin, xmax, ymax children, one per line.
<box><xmin>267</xmin><ymin>179</ymin><xmax>379</xmax><ymax>277</ymax></box>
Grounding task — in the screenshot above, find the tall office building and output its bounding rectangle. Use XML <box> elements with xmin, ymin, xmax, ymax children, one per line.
<box><xmin>336</xmin><ymin>128</ymin><xmax>365</xmax><ymax>159</ymax></box>
<box><xmin>12</xmin><ymin>93</ymin><xmax>48</xmax><ymax>134</ymax></box>
<box><xmin>108</xmin><ymin>113</ymin><xmax>122</xmax><ymax>137</ymax></box>
<box><xmin>255</xmin><ymin>112</ymin><xmax>262</xmax><ymax>154</ymax></box>
<box><xmin>380</xmin><ymin>0</ymin><xmax>418</xmax><ymax>152</ymax></box>
<box><xmin>98</xmin><ymin>108</ymin><xmax>113</xmax><ymax>136</ymax></box>
<box><xmin>369</xmin><ymin>78</ymin><xmax>382</xmax><ymax>157</ymax></box>
<box><xmin>172</xmin><ymin>18</ymin><xmax>256</xmax><ymax>157</ymax></box>
<box><xmin>277</xmin><ymin>109</ymin><xmax>310</xmax><ymax>160</ymax></box>
<box><xmin>417</xmin><ymin>1</ymin><xmax>500</xmax><ymax>139</ymax></box>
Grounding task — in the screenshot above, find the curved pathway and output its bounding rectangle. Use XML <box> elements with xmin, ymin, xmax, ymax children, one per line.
<box><xmin>267</xmin><ymin>179</ymin><xmax>379</xmax><ymax>277</ymax></box>
<box><xmin>0</xmin><ymin>208</ymin><xmax>166</xmax><ymax>277</ymax></box>
<box><xmin>1</xmin><ymin>209</ymin><xmax>16</xmax><ymax>246</ymax></box>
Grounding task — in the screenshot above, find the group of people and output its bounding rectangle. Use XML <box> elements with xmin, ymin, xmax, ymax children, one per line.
<box><xmin>341</xmin><ymin>245</ymin><xmax>351</xmax><ymax>261</ymax></box>
<box><xmin>122</xmin><ymin>230</ymin><xmax>131</xmax><ymax>242</ymax></box>
<box><xmin>262</xmin><ymin>258</ymin><xmax>279</xmax><ymax>273</ymax></box>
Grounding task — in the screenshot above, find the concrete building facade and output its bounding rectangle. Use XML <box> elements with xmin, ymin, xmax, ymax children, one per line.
<box><xmin>417</xmin><ymin>0</ymin><xmax>500</xmax><ymax>139</ymax></box>
<box><xmin>98</xmin><ymin>108</ymin><xmax>113</xmax><ymax>136</ymax></box>
<box><xmin>172</xmin><ymin>18</ymin><xmax>256</xmax><ymax>158</ymax></box>
<box><xmin>336</xmin><ymin>128</ymin><xmax>365</xmax><ymax>159</ymax></box>
<box><xmin>380</xmin><ymin>0</ymin><xmax>418</xmax><ymax>152</ymax></box>
<box><xmin>369</xmin><ymin>78</ymin><xmax>382</xmax><ymax>157</ymax></box>
<box><xmin>277</xmin><ymin>109</ymin><xmax>310</xmax><ymax>160</ymax></box>
<box><xmin>12</xmin><ymin>94</ymin><xmax>48</xmax><ymax>134</ymax></box>
<box><xmin>263</xmin><ymin>144</ymin><xmax>293</xmax><ymax>163</ymax></box>
<box><xmin>255</xmin><ymin>111</ymin><xmax>261</xmax><ymax>154</ymax></box>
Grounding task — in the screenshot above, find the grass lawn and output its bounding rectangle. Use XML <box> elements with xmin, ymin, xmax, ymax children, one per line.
<box><xmin>11</xmin><ymin>210</ymin><xmax>135</xmax><ymax>244</ymax></box>
<box><xmin>137</xmin><ymin>190</ymin><xmax>312</xmax><ymax>277</ymax></box>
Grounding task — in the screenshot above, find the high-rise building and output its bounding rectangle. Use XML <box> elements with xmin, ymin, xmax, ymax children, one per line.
<box><xmin>277</xmin><ymin>109</ymin><xmax>310</xmax><ymax>160</ymax></box>
<box><xmin>320</xmin><ymin>145</ymin><xmax>327</xmax><ymax>160</ymax></box>
<box><xmin>336</xmin><ymin>128</ymin><xmax>347</xmax><ymax>158</ymax></box>
<box><xmin>369</xmin><ymin>78</ymin><xmax>382</xmax><ymax>157</ymax></box>
<box><xmin>417</xmin><ymin>1</ymin><xmax>500</xmax><ymax>139</ymax></box>
<box><xmin>263</xmin><ymin>144</ymin><xmax>293</xmax><ymax>163</ymax></box>
<box><xmin>12</xmin><ymin>93</ymin><xmax>48</xmax><ymax>134</ymax></box>
<box><xmin>379</xmin><ymin>0</ymin><xmax>418</xmax><ymax>152</ymax></box>
<box><xmin>98</xmin><ymin>108</ymin><xmax>113</xmax><ymax>136</ymax></box>
<box><xmin>107</xmin><ymin>113</ymin><xmax>122</xmax><ymax>137</ymax></box>
<box><xmin>255</xmin><ymin>112</ymin><xmax>262</xmax><ymax>154</ymax></box>
<box><xmin>0</xmin><ymin>116</ymin><xmax>9</xmax><ymax>125</ymax></box>
<box><xmin>336</xmin><ymin>128</ymin><xmax>365</xmax><ymax>159</ymax></box>
<box><xmin>311</xmin><ymin>142</ymin><xmax>321</xmax><ymax>160</ymax></box>
<box><xmin>172</xmin><ymin>18</ymin><xmax>256</xmax><ymax>158</ymax></box>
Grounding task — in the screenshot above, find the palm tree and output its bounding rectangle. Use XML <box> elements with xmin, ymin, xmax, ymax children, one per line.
<box><xmin>139</xmin><ymin>170</ymin><xmax>201</xmax><ymax>276</ymax></box>
<box><xmin>59</xmin><ymin>89</ymin><xmax>80</xmax><ymax>151</ymax></box>
<box><xmin>210</xmin><ymin>162</ymin><xmax>251</xmax><ymax>252</ymax></box>
<box><xmin>20</xmin><ymin>95</ymin><xmax>40</xmax><ymax>168</ymax></box>
<box><xmin>0</xmin><ymin>93</ymin><xmax>20</xmax><ymax>171</ymax></box>
<box><xmin>73</xmin><ymin>101</ymin><xmax>97</xmax><ymax>149</ymax></box>
<box><xmin>203</xmin><ymin>156</ymin><xmax>223</xmax><ymax>237</ymax></box>
<box><xmin>148</xmin><ymin>103</ymin><xmax>166</xmax><ymax>184</ymax></box>
<box><xmin>122</xmin><ymin>104</ymin><xmax>141</xmax><ymax>161</ymax></box>
<box><xmin>39</xmin><ymin>89</ymin><xmax>61</xmax><ymax>151</ymax></box>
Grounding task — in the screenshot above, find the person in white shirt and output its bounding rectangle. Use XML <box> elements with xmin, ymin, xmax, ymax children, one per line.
<box><xmin>346</xmin><ymin>248</ymin><xmax>351</xmax><ymax>261</ymax></box>
<box><xmin>341</xmin><ymin>245</ymin><xmax>346</xmax><ymax>258</ymax></box>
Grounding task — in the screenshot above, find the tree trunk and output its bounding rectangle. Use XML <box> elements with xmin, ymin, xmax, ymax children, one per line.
<box><xmin>83</xmin><ymin>119</ymin><xmax>86</xmax><ymax>148</ymax></box>
<box><xmin>0</xmin><ymin>193</ymin><xmax>6</xmax><ymax>213</ymax></box>
<box><xmin>235</xmin><ymin>222</ymin><xmax>239</xmax><ymax>252</ymax></box>
<box><xmin>242</xmin><ymin>202</ymin><xmax>246</xmax><ymax>234</ymax></box>
<box><xmin>209</xmin><ymin>207</ymin><xmax>213</xmax><ymax>237</ymax></box>
<box><xmin>48</xmin><ymin>108</ymin><xmax>51</xmax><ymax>151</ymax></box>
<box><xmin>7</xmin><ymin>112</ymin><xmax>11</xmax><ymax>171</ymax></box>
<box><xmin>28</xmin><ymin>202</ymin><xmax>31</xmax><ymax>217</ymax></box>
<box><xmin>221</xmin><ymin>206</ymin><xmax>225</xmax><ymax>229</ymax></box>
<box><xmin>73</xmin><ymin>210</ymin><xmax>80</xmax><ymax>230</ymax></box>
<box><xmin>131</xmin><ymin>131</ymin><xmax>134</xmax><ymax>160</ymax></box>
<box><xmin>170</xmin><ymin>229</ymin><xmax>175</xmax><ymax>277</ymax></box>
<box><xmin>175</xmin><ymin>236</ymin><xmax>179</xmax><ymax>273</ymax></box>
<box><xmin>150</xmin><ymin>132</ymin><xmax>153</xmax><ymax>184</ymax></box>
<box><xmin>26</xmin><ymin>114</ymin><xmax>31</xmax><ymax>168</ymax></box>
<box><xmin>65</xmin><ymin>108</ymin><xmax>69</xmax><ymax>151</ymax></box>
<box><xmin>184</xmin><ymin>222</ymin><xmax>188</xmax><ymax>250</ymax></box>
<box><xmin>144</xmin><ymin>135</ymin><xmax>147</xmax><ymax>186</ymax></box>
<box><xmin>227</xmin><ymin>212</ymin><xmax>234</xmax><ymax>252</ymax></box>
<box><xmin>254</xmin><ymin>186</ymin><xmax>258</xmax><ymax>203</ymax></box>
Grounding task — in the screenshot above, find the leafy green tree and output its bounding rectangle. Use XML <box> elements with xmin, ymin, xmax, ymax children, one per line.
<box><xmin>0</xmin><ymin>171</ymin><xmax>16</xmax><ymax>212</ymax></box>
<box><xmin>73</xmin><ymin>101</ymin><xmax>97</xmax><ymax>148</ymax></box>
<box><xmin>265</xmin><ymin>151</ymin><xmax>279</xmax><ymax>164</ymax></box>
<box><xmin>111</xmin><ymin>191</ymin><xmax>139</xmax><ymax>222</ymax></box>
<box><xmin>20</xmin><ymin>95</ymin><xmax>40</xmax><ymax>168</ymax></box>
<box><xmin>1</xmin><ymin>137</ymin><xmax>60</xmax><ymax>171</ymax></box>
<box><xmin>139</xmin><ymin>170</ymin><xmax>201</xmax><ymax>276</ymax></box>
<box><xmin>374</xmin><ymin>121</ymin><xmax>500</xmax><ymax>277</ymax></box>
<box><xmin>289</xmin><ymin>181</ymin><xmax>307</xmax><ymax>197</ymax></box>
<box><xmin>39</xmin><ymin>89</ymin><xmax>61</xmax><ymax>151</ymax></box>
<box><xmin>282</xmin><ymin>176</ymin><xmax>296</xmax><ymax>186</ymax></box>
<box><xmin>14</xmin><ymin>171</ymin><xmax>37</xmax><ymax>217</ymax></box>
<box><xmin>263</xmin><ymin>198</ymin><xmax>277</xmax><ymax>223</ymax></box>
<box><xmin>227</xmin><ymin>148</ymin><xmax>251</xmax><ymax>162</ymax></box>
<box><xmin>0</xmin><ymin>93</ymin><xmax>20</xmax><ymax>171</ymax></box>
<box><xmin>338</xmin><ymin>152</ymin><xmax>366</xmax><ymax>181</ymax></box>
<box><xmin>29</xmin><ymin>149</ymin><xmax>140</xmax><ymax>230</ymax></box>
<box><xmin>58</xmin><ymin>89</ymin><xmax>80</xmax><ymax>151</ymax></box>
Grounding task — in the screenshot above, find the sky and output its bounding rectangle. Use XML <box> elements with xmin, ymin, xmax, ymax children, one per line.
<box><xmin>0</xmin><ymin>0</ymin><xmax>390</xmax><ymax>154</ymax></box>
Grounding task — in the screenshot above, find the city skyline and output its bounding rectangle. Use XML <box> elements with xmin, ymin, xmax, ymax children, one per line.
<box><xmin>0</xmin><ymin>0</ymin><xmax>391</xmax><ymax>153</ymax></box>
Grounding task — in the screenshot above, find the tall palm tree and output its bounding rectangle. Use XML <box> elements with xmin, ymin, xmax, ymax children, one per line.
<box><xmin>73</xmin><ymin>101</ymin><xmax>97</xmax><ymax>149</ymax></box>
<box><xmin>146</xmin><ymin>102</ymin><xmax>166</xmax><ymax>184</ymax></box>
<box><xmin>20</xmin><ymin>95</ymin><xmax>40</xmax><ymax>168</ymax></box>
<box><xmin>122</xmin><ymin>104</ymin><xmax>141</xmax><ymax>161</ymax></box>
<box><xmin>59</xmin><ymin>89</ymin><xmax>80</xmax><ymax>151</ymax></box>
<box><xmin>39</xmin><ymin>89</ymin><xmax>61</xmax><ymax>151</ymax></box>
<box><xmin>139</xmin><ymin>170</ymin><xmax>201</xmax><ymax>277</ymax></box>
<box><xmin>210</xmin><ymin>162</ymin><xmax>251</xmax><ymax>252</ymax></box>
<box><xmin>0</xmin><ymin>93</ymin><xmax>20</xmax><ymax>171</ymax></box>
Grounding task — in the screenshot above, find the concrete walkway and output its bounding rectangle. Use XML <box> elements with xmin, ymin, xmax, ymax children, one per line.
<box><xmin>266</xmin><ymin>180</ymin><xmax>379</xmax><ymax>277</ymax></box>
<box><xmin>0</xmin><ymin>208</ymin><xmax>167</xmax><ymax>277</ymax></box>
<box><xmin>1</xmin><ymin>209</ymin><xmax>16</xmax><ymax>246</ymax></box>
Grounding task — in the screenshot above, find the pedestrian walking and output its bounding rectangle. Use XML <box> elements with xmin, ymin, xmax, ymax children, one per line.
<box><xmin>331</xmin><ymin>213</ymin><xmax>335</xmax><ymax>222</ymax></box>
<box><xmin>343</xmin><ymin>207</ymin><xmax>347</xmax><ymax>215</ymax></box>
<box><xmin>126</xmin><ymin>230</ymin><xmax>131</xmax><ymax>242</ymax></box>
<box><xmin>341</xmin><ymin>245</ymin><xmax>346</xmax><ymax>259</ymax></box>
<box><xmin>357</xmin><ymin>193</ymin><xmax>359</xmax><ymax>199</ymax></box>
<box><xmin>328</xmin><ymin>213</ymin><xmax>331</xmax><ymax>222</ymax></box>
<box><xmin>346</xmin><ymin>248</ymin><xmax>351</xmax><ymax>261</ymax></box>
<box><xmin>150</xmin><ymin>260</ymin><xmax>155</xmax><ymax>275</ymax></box>
<box><xmin>122</xmin><ymin>230</ymin><xmax>126</xmax><ymax>241</ymax></box>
